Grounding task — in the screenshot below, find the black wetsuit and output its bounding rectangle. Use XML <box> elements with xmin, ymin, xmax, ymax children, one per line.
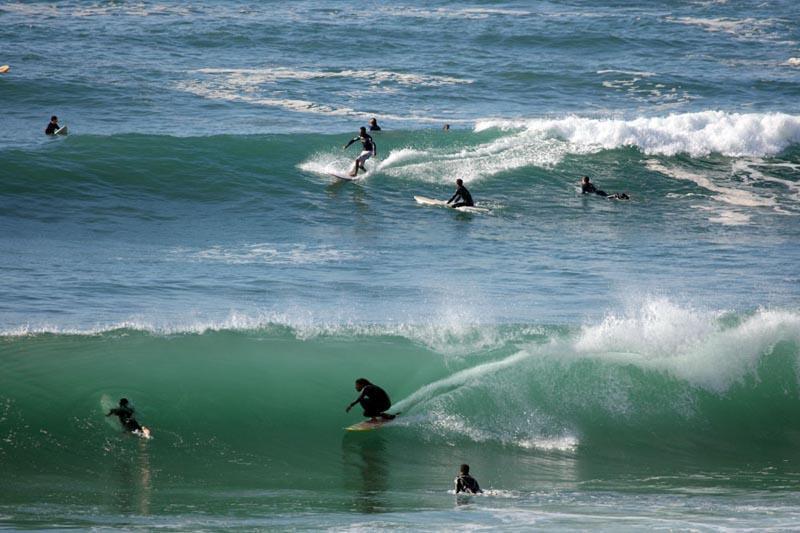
<box><xmin>369</xmin><ymin>124</ymin><xmax>381</xmax><ymax>131</ymax></box>
<box><xmin>45</xmin><ymin>122</ymin><xmax>60</xmax><ymax>135</ymax></box>
<box><xmin>345</xmin><ymin>134</ymin><xmax>376</xmax><ymax>154</ymax></box>
<box><xmin>448</xmin><ymin>185</ymin><xmax>474</xmax><ymax>207</ymax></box>
<box><xmin>108</xmin><ymin>406</ymin><xmax>143</xmax><ymax>433</ymax></box>
<box><xmin>582</xmin><ymin>182</ymin><xmax>629</xmax><ymax>199</ymax></box>
<box><xmin>355</xmin><ymin>384</ymin><xmax>391</xmax><ymax>418</ymax></box>
<box><xmin>455</xmin><ymin>474</ymin><xmax>482</xmax><ymax>494</ymax></box>
<box><xmin>581</xmin><ymin>182</ymin><xmax>608</xmax><ymax>197</ymax></box>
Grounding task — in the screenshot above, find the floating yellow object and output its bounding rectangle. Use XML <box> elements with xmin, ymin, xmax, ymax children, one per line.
<box><xmin>0</xmin><ymin>65</ymin><xmax>10</xmax><ymax>74</ymax></box>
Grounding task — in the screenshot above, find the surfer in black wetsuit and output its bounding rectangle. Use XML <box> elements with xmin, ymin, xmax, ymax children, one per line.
<box><xmin>580</xmin><ymin>176</ymin><xmax>629</xmax><ymax>200</ymax></box>
<box><xmin>343</xmin><ymin>127</ymin><xmax>377</xmax><ymax>177</ymax></box>
<box><xmin>454</xmin><ymin>464</ymin><xmax>483</xmax><ymax>494</ymax></box>
<box><xmin>45</xmin><ymin>116</ymin><xmax>60</xmax><ymax>135</ymax></box>
<box><xmin>368</xmin><ymin>117</ymin><xmax>381</xmax><ymax>131</ymax></box>
<box><xmin>447</xmin><ymin>178</ymin><xmax>474</xmax><ymax>208</ymax></box>
<box><xmin>346</xmin><ymin>378</ymin><xmax>395</xmax><ymax>421</ymax></box>
<box><xmin>106</xmin><ymin>398</ymin><xmax>144</xmax><ymax>433</ymax></box>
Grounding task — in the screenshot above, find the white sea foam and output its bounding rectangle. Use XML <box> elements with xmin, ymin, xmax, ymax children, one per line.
<box><xmin>667</xmin><ymin>16</ymin><xmax>788</xmax><ymax>42</ymax></box>
<box><xmin>169</xmin><ymin>243</ymin><xmax>359</xmax><ymax>265</ymax></box>
<box><xmin>1</xmin><ymin>2</ymin><xmax>192</xmax><ymax>18</ymax></box>
<box><xmin>574</xmin><ymin>298</ymin><xmax>800</xmax><ymax>392</ymax></box>
<box><xmin>178</xmin><ymin>67</ymin><xmax>469</xmax><ymax>121</ymax></box>
<box><xmin>596</xmin><ymin>69</ymin><xmax>656</xmax><ymax>77</ymax></box>
<box><xmin>787</xmin><ymin>58</ymin><xmax>800</xmax><ymax>67</ymax></box>
<box><xmin>645</xmin><ymin>160</ymin><xmax>776</xmax><ymax>208</ymax></box>
<box><xmin>311</xmin><ymin>131</ymin><xmax>574</xmax><ymax>184</ymax></box>
<box><xmin>194</xmin><ymin>67</ymin><xmax>471</xmax><ymax>87</ymax></box>
<box><xmin>377</xmin><ymin>6</ymin><xmax>530</xmax><ymax>20</ymax></box>
<box><xmin>476</xmin><ymin>111</ymin><xmax>800</xmax><ymax>158</ymax></box>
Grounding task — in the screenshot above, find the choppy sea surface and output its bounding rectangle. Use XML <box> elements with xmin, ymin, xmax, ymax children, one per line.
<box><xmin>2</xmin><ymin>1</ymin><xmax>800</xmax><ymax>530</ymax></box>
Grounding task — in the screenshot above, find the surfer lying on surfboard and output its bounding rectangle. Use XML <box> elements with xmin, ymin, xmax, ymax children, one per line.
<box><xmin>345</xmin><ymin>378</ymin><xmax>396</xmax><ymax>422</ymax></box>
<box><xmin>106</xmin><ymin>398</ymin><xmax>150</xmax><ymax>437</ymax></box>
<box><xmin>343</xmin><ymin>127</ymin><xmax>376</xmax><ymax>177</ymax></box>
<box><xmin>580</xmin><ymin>176</ymin><xmax>629</xmax><ymax>200</ymax></box>
<box><xmin>447</xmin><ymin>179</ymin><xmax>474</xmax><ymax>208</ymax></box>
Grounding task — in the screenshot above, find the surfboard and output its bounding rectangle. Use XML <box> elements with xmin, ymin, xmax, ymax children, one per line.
<box><xmin>0</xmin><ymin>65</ymin><xmax>9</xmax><ymax>74</ymax></box>
<box><xmin>345</xmin><ymin>414</ymin><xmax>400</xmax><ymax>432</ymax></box>
<box><xmin>54</xmin><ymin>125</ymin><xmax>68</xmax><ymax>136</ymax></box>
<box><xmin>414</xmin><ymin>195</ymin><xmax>489</xmax><ymax>213</ymax></box>
<box><xmin>414</xmin><ymin>195</ymin><xmax>448</xmax><ymax>207</ymax></box>
<box><xmin>133</xmin><ymin>427</ymin><xmax>152</xmax><ymax>439</ymax></box>
<box><xmin>328</xmin><ymin>172</ymin><xmax>357</xmax><ymax>182</ymax></box>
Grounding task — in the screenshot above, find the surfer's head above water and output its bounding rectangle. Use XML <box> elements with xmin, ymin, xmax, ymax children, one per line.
<box><xmin>355</xmin><ymin>378</ymin><xmax>371</xmax><ymax>391</ymax></box>
<box><xmin>119</xmin><ymin>398</ymin><xmax>129</xmax><ymax>406</ymax></box>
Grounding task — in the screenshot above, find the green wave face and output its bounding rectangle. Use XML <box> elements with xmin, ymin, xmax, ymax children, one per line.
<box><xmin>3</xmin><ymin>308</ymin><xmax>799</xmax><ymax>498</ymax></box>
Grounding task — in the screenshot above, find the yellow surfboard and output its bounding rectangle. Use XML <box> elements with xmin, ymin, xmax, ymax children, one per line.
<box><xmin>345</xmin><ymin>414</ymin><xmax>399</xmax><ymax>432</ymax></box>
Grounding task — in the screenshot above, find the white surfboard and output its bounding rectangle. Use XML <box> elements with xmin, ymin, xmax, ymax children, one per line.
<box><xmin>328</xmin><ymin>172</ymin><xmax>358</xmax><ymax>182</ymax></box>
<box><xmin>0</xmin><ymin>65</ymin><xmax>10</xmax><ymax>74</ymax></box>
<box><xmin>54</xmin><ymin>125</ymin><xmax>68</xmax><ymax>136</ymax></box>
<box><xmin>414</xmin><ymin>195</ymin><xmax>489</xmax><ymax>213</ymax></box>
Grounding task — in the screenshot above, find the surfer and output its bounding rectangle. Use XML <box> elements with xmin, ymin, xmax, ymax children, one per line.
<box><xmin>343</xmin><ymin>127</ymin><xmax>376</xmax><ymax>177</ymax></box>
<box><xmin>106</xmin><ymin>398</ymin><xmax>145</xmax><ymax>434</ymax></box>
<box><xmin>447</xmin><ymin>178</ymin><xmax>474</xmax><ymax>208</ymax></box>
<box><xmin>45</xmin><ymin>116</ymin><xmax>60</xmax><ymax>135</ymax></box>
<box><xmin>345</xmin><ymin>378</ymin><xmax>395</xmax><ymax>422</ymax></box>
<box><xmin>454</xmin><ymin>464</ymin><xmax>483</xmax><ymax>494</ymax></box>
<box><xmin>580</xmin><ymin>176</ymin><xmax>629</xmax><ymax>200</ymax></box>
<box><xmin>368</xmin><ymin>117</ymin><xmax>381</xmax><ymax>131</ymax></box>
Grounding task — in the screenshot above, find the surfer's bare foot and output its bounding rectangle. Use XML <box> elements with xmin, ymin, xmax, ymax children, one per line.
<box><xmin>349</xmin><ymin>172</ymin><xmax>357</xmax><ymax>177</ymax></box>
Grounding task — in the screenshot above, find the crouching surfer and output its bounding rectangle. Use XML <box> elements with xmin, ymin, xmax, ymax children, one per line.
<box><xmin>345</xmin><ymin>378</ymin><xmax>396</xmax><ymax>422</ymax></box>
<box><xmin>107</xmin><ymin>398</ymin><xmax>151</xmax><ymax>438</ymax></box>
<box><xmin>580</xmin><ymin>176</ymin><xmax>629</xmax><ymax>200</ymax></box>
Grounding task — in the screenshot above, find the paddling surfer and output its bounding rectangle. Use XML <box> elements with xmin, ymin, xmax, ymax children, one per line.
<box><xmin>346</xmin><ymin>378</ymin><xmax>395</xmax><ymax>422</ymax></box>
<box><xmin>447</xmin><ymin>178</ymin><xmax>474</xmax><ymax>208</ymax></box>
<box><xmin>343</xmin><ymin>127</ymin><xmax>376</xmax><ymax>177</ymax></box>
<box><xmin>580</xmin><ymin>176</ymin><xmax>629</xmax><ymax>200</ymax></box>
<box><xmin>106</xmin><ymin>398</ymin><xmax>147</xmax><ymax>435</ymax></box>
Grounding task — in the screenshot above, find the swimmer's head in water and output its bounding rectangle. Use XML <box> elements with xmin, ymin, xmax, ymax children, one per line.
<box><xmin>460</xmin><ymin>464</ymin><xmax>470</xmax><ymax>474</ymax></box>
<box><xmin>50</xmin><ymin>116</ymin><xmax>58</xmax><ymax>123</ymax></box>
<box><xmin>119</xmin><ymin>398</ymin><xmax>129</xmax><ymax>406</ymax></box>
<box><xmin>355</xmin><ymin>378</ymin><xmax>371</xmax><ymax>390</ymax></box>
<box><xmin>456</xmin><ymin>178</ymin><xmax>464</xmax><ymax>186</ymax></box>
<box><xmin>581</xmin><ymin>176</ymin><xmax>590</xmax><ymax>183</ymax></box>
<box><xmin>369</xmin><ymin>118</ymin><xmax>377</xmax><ymax>125</ymax></box>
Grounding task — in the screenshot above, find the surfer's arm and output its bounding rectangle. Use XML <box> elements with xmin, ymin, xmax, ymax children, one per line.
<box><xmin>343</xmin><ymin>138</ymin><xmax>357</xmax><ymax>149</ymax></box>
<box><xmin>447</xmin><ymin>192</ymin><xmax>459</xmax><ymax>204</ymax></box>
<box><xmin>345</xmin><ymin>390</ymin><xmax>366</xmax><ymax>412</ymax></box>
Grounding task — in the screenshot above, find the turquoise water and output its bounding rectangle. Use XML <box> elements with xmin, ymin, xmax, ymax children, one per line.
<box><xmin>2</xmin><ymin>0</ymin><xmax>800</xmax><ymax>530</ymax></box>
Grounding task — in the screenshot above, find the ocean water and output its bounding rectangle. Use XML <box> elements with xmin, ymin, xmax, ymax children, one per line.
<box><xmin>2</xmin><ymin>0</ymin><xmax>800</xmax><ymax>530</ymax></box>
